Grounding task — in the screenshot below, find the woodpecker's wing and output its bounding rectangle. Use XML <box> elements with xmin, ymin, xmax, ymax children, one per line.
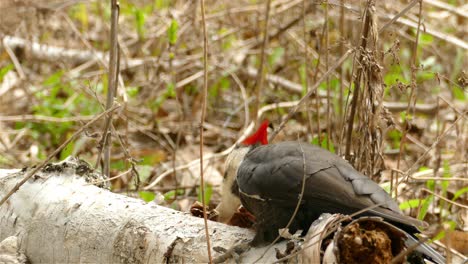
<box><xmin>236</xmin><ymin>141</ymin><xmax>423</xmax><ymax>228</ymax></box>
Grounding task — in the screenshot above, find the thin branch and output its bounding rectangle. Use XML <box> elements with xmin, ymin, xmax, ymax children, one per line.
<box><xmin>338</xmin><ymin>0</ymin><xmax>346</xmax><ymax>148</ymax></box>
<box><xmin>391</xmin><ymin>167</ymin><xmax>468</xmax><ymax>182</ymax></box>
<box><xmin>3</xmin><ymin>40</ymin><xmax>25</xmax><ymax>79</ymax></box>
<box><xmin>404</xmin><ymin>113</ymin><xmax>466</xmax><ymax>178</ymax></box>
<box><xmin>95</xmin><ymin>0</ymin><xmax>120</xmax><ymax>177</ymax></box>
<box><xmin>378</xmin><ymin>0</ymin><xmax>419</xmax><ymax>34</ymax></box>
<box><xmin>324</xmin><ymin>1</ymin><xmax>331</xmax><ymax>150</ymax></box>
<box><xmin>199</xmin><ymin>0</ymin><xmax>213</xmax><ymax>262</ymax></box>
<box><xmin>303</xmin><ymin>0</ymin><xmax>313</xmax><ymax>141</ymax></box>
<box><xmin>269</xmin><ymin>49</ymin><xmax>354</xmax><ymax>142</ymax></box>
<box><xmin>421</xmin><ymin>188</ymin><xmax>468</xmax><ymax>210</ymax></box>
<box><xmin>394</xmin><ymin>0</ymin><xmax>423</xmax><ymax>199</ymax></box>
<box><xmin>344</xmin><ymin>0</ymin><xmax>373</xmax><ymax>160</ymax></box>
<box><xmin>253</xmin><ymin>0</ymin><xmax>272</xmax><ymax>123</ymax></box>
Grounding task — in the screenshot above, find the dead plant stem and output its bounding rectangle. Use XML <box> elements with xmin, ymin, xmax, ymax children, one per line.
<box><xmin>95</xmin><ymin>0</ymin><xmax>119</xmax><ymax>178</ymax></box>
<box><xmin>199</xmin><ymin>0</ymin><xmax>213</xmax><ymax>262</ymax></box>
<box><xmin>253</xmin><ymin>0</ymin><xmax>272</xmax><ymax>124</ymax></box>
<box><xmin>345</xmin><ymin>0</ymin><xmax>373</xmax><ymax>160</ymax></box>
<box><xmin>393</xmin><ymin>0</ymin><xmax>423</xmax><ymax>199</ymax></box>
<box><xmin>324</xmin><ymin>1</ymin><xmax>331</xmax><ymax>150</ymax></box>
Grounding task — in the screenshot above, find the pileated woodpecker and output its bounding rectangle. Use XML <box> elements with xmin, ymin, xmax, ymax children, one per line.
<box><xmin>216</xmin><ymin>120</ymin><xmax>445</xmax><ymax>263</ymax></box>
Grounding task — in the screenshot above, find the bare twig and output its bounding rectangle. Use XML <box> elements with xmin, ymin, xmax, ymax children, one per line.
<box><xmin>344</xmin><ymin>0</ymin><xmax>373</xmax><ymax>160</ymax></box>
<box><xmin>85</xmin><ymin>168</ymin><xmax>133</xmax><ymax>186</ymax></box>
<box><xmin>338</xmin><ymin>0</ymin><xmax>346</xmax><ymax>144</ymax></box>
<box><xmin>378</xmin><ymin>0</ymin><xmax>419</xmax><ymax>34</ymax></box>
<box><xmin>269</xmin><ymin>49</ymin><xmax>354</xmax><ymax>142</ymax></box>
<box><xmin>3</xmin><ymin>40</ymin><xmax>25</xmax><ymax>79</ymax></box>
<box><xmin>324</xmin><ymin>1</ymin><xmax>331</xmax><ymax>150</ymax></box>
<box><xmin>421</xmin><ymin>188</ymin><xmax>468</xmax><ymax>210</ymax></box>
<box><xmin>405</xmin><ymin>113</ymin><xmax>466</xmax><ymax>177</ymax></box>
<box><xmin>95</xmin><ymin>0</ymin><xmax>120</xmax><ymax>178</ymax></box>
<box><xmin>199</xmin><ymin>0</ymin><xmax>213</xmax><ymax>262</ymax></box>
<box><xmin>425</xmin><ymin>0</ymin><xmax>468</xmax><ymax>18</ymax></box>
<box><xmin>394</xmin><ymin>0</ymin><xmax>423</xmax><ymax>199</ymax></box>
<box><xmin>253</xmin><ymin>0</ymin><xmax>272</xmax><ymax>123</ymax></box>
<box><xmin>380</xmin><ymin>11</ymin><xmax>468</xmax><ymax>50</ymax></box>
<box><xmin>391</xmin><ymin>166</ymin><xmax>468</xmax><ymax>181</ymax></box>
<box><xmin>303</xmin><ymin>0</ymin><xmax>313</xmax><ymax>140</ymax></box>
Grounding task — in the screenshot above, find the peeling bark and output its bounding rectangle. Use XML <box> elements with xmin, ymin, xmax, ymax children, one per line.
<box><xmin>0</xmin><ymin>157</ymin><xmax>285</xmax><ymax>263</ymax></box>
<box><xmin>0</xmin><ymin>157</ymin><xmax>458</xmax><ymax>263</ymax></box>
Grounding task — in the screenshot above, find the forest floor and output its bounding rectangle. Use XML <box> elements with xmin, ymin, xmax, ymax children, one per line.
<box><xmin>0</xmin><ymin>0</ymin><xmax>466</xmax><ymax>257</ymax></box>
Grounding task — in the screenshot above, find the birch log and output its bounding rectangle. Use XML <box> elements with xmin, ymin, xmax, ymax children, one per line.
<box><xmin>1</xmin><ymin>157</ymin><xmax>459</xmax><ymax>263</ymax></box>
<box><xmin>0</xmin><ymin>157</ymin><xmax>288</xmax><ymax>263</ymax></box>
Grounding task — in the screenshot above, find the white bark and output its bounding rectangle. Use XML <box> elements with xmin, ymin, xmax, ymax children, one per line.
<box><xmin>0</xmin><ymin>157</ymin><xmax>287</xmax><ymax>263</ymax></box>
<box><xmin>1</xmin><ymin>158</ymin><xmax>461</xmax><ymax>263</ymax></box>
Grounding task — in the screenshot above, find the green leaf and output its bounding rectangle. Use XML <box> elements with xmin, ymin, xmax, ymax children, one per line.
<box><xmin>417</xmin><ymin>71</ymin><xmax>435</xmax><ymax>82</ymax></box>
<box><xmin>134</xmin><ymin>7</ymin><xmax>146</xmax><ymax>39</ymax></box>
<box><xmin>441</xmin><ymin>161</ymin><xmax>451</xmax><ymax>194</ymax></box>
<box><xmin>70</xmin><ymin>3</ymin><xmax>89</xmax><ymax>31</ymax></box>
<box><xmin>137</xmin><ymin>165</ymin><xmax>153</xmax><ymax>182</ymax></box>
<box><xmin>126</xmin><ymin>86</ymin><xmax>139</xmax><ymax>98</ymax></box>
<box><xmin>431</xmin><ymin>221</ymin><xmax>456</xmax><ymax>241</ymax></box>
<box><xmin>0</xmin><ymin>64</ymin><xmax>14</xmax><ymax>82</ymax></box>
<box><xmin>419</xmin><ymin>33</ymin><xmax>433</xmax><ymax>46</ymax></box>
<box><xmin>198</xmin><ymin>184</ymin><xmax>213</xmax><ymax>205</ymax></box>
<box><xmin>60</xmin><ymin>137</ymin><xmax>75</xmax><ymax>160</ymax></box>
<box><xmin>268</xmin><ymin>47</ymin><xmax>284</xmax><ymax>66</ymax></box>
<box><xmin>139</xmin><ymin>191</ymin><xmax>156</xmax><ymax>202</ymax></box>
<box><xmin>111</xmin><ymin>160</ymin><xmax>126</xmax><ymax>170</ymax></box>
<box><xmin>387</xmin><ymin>129</ymin><xmax>402</xmax><ymax>149</ymax></box>
<box><xmin>164</xmin><ymin>189</ymin><xmax>184</xmax><ymax>201</ymax></box>
<box><xmin>452</xmin><ymin>186</ymin><xmax>468</xmax><ymax>202</ymax></box>
<box><xmin>299</xmin><ymin>64</ymin><xmax>306</xmax><ymax>96</ymax></box>
<box><xmin>426</xmin><ymin>179</ymin><xmax>435</xmax><ymax>190</ymax></box>
<box><xmin>399</xmin><ymin>198</ymin><xmax>423</xmax><ymax>210</ymax></box>
<box><xmin>209</xmin><ymin>76</ymin><xmax>230</xmax><ymax>98</ymax></box>
<box><xmin>311</xmin><ymin>135</ymin><xmax>335</xmax><ymax>153</ymax></box>
<box><xmin>43</xmin><ymin>70</ymin><xmax>64</xmax><ymax>86</ymax></box>
<box><xmin>168</xmin><ymin>19</ymin><xmax>179</xmax><ymax>45</ymax></box>
<box><xmin>311</xmin><ymin>136</ymin><xmax>320</xmax><ymax>146</ymax></box>
<box><xmin>379</xmin><ymin>182</ymin><xmax>391</xmax><ymax>194</ymax></box>
<box><xmin>418</xmin><ymin>166</ymin><xmax>430</xmax><ymax>172</ymax></box>
<box><xmin>154</xmin><ymin>0</ymin><xmax>171</xmax><ymax>9</ymax></box>
<box><xmin>417</xmin><ymin>195</ymin><xmax>433</xmax><ymax>220</ymax></box>
<box><xmin>452</xmin><ymin>86</ymin><xmax>465</xmax><ymax>101</ymax></box>
<box><xmin>219</xmin><ymin>77</ymin><xmax>230</xmax><ymax>91</ymax></box>
<box><xmin>165</xmin><ymin>82</ymin><xmax>176</xmax><ymax>97</ymax></box>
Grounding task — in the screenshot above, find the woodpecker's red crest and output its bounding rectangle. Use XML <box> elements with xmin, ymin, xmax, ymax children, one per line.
<box><xmin>242</xmin><ymin>120</ymin><xmax>269</xmax><ymax>146</ymax></box>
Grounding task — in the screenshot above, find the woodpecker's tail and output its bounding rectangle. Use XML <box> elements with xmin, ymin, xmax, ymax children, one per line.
<box><xmin>405</xmin><ymin>235</ymin><xmax>445</xmax><ymax>264</ymax></box>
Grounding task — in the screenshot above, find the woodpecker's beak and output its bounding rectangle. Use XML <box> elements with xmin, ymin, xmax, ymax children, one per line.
<box><xmin>216</xmin><ymin>120</ymin><xmax>270</xmax><ymax>223</ymax></box>
<box><xmin>215</xmin><ymin>146</ymin><xmax>250</xmax><ymax>223</ymax></box>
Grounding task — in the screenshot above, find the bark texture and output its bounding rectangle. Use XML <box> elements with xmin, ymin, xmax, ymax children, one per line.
<box><xmin>0</xmin><ymin>157</ymin><xmax>285</xmax><ymax>263</ymax></box>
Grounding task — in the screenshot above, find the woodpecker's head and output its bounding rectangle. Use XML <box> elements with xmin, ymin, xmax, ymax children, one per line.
<box><xmin>216</xmin><ymin>120</ymin><xmax>269</xmax><ymax>223</ymax></box>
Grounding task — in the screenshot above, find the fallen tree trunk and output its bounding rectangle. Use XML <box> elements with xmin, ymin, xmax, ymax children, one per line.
<box><xmin>0</xmin><ymin>157</ymin><xmax>287</xmax><ymax>263</ymax></box>
<box><xmin>0</xmin><ymin>157</ymin><xmax>460</xmax><ymax>263</ymax></box>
